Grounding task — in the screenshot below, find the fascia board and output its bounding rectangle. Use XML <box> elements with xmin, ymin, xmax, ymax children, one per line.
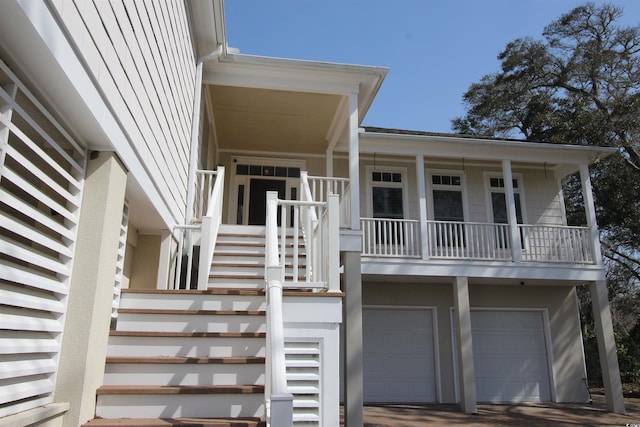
<box><xmin>204</xmin><ymin>63</ymin><xmax>361</xmax><ymax>95</ymax></box>
<box><xmin>5</xmin><ymin>0</ymin><xmax>180</xmax><ymax>228</ymax></box>
<box><xmin>355</xmin><ymin>132</ymin><xmax>617</xmax><ymax>166</ymax></box>
<box><xmin>188</xmin><ymin>0</ymin><xmax>224</xmax><ymax>57</ymax></box>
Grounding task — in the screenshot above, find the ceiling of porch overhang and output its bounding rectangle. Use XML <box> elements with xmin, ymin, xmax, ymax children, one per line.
<box><xmin>208</xmin><ymin>84</ymin><xmax>342</xmax><ymax>155</ymax></box>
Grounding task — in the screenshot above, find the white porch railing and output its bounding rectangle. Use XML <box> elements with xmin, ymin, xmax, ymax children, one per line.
<box><xmin>361</xmin><ymin>218</ymin><xmax>421</xmax><ymax>257</ymax></box>
<box><xmin>427</xmin><ymin>220</ymin><xmax>512</xmax><ymax>260</ymax></box>
<box><xmin>362</xmin><ymin>219</ymin><xmax>595</xmax><ymax>264</ymax></box>
<box><xmin>302</xmin><ymin>172</ymin><xmax>351</xmax><ymax>228</ymax></box>
<box><xmin>173</xmin><ymin>167</ymin><xmax>225</xmax><ymax>289</ymax></box>
<box><xmin>519</xmin><ymin>224</ymin><xmax>593</xmax><ymax>263</ymax></box>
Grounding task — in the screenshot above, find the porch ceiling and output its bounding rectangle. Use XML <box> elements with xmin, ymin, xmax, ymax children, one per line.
<box><xmin>208</xmin><ymin>84</ymin><xmax>342</xmax><ymax>155</ymax></box>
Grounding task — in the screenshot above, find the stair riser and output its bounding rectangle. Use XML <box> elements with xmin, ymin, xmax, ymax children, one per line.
<box><xmin>214</xmin><ymin>246</ymin><xmax>265</xmax><ymax>255</ymax></box>
<box><xmin>118</xmin><ymin>294</ymin><xmax>266</xmax><ymax>311</ymax></box>
<box><xmin>95</xmin><ymin>394</ymin><xmax>265</xmax><ymax>419</ymax></box>
<box><xmin>107</xmin><ymin>336</ymin><xmax>265</xmax><ymax>358</ymax></box>
<box><xmin>208</xmin><ymin>278</ymin><xmax>264</xmax><ymax>288</ymax></box>
<box><xmin>211</xmin><ymin>265</ymin><xmax>264</xmax><ymax>275</ymax></box>
<box><xmin>103</xmin><ymin>364</ymin><xmax>265</xmax><ymax>386</ymax></box>
<box><xmin>116</xmin><ymin>314</ymin><xmax>266</xmax><ymax>333</ymax></box>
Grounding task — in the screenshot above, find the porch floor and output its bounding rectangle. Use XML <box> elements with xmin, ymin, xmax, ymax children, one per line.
<box><xmin>340</xmin><ymin>393</ymin><xmax>639</xmax><ymax>426</ymax></box>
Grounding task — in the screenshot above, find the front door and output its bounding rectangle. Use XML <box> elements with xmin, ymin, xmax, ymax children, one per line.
<box><xmin>248</xmin><ymin>178</ymin><xmax>286</xmax><ymax>225</ymax></box>
<box><xmin>229</xmin><ymin>157</ymin><xmax>305</xmax><ymax>226</ymax></box>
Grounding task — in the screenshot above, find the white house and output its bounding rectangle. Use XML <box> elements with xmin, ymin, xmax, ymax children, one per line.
<box><xmin>0</xmin><ymin>1</ymin><xmax>625</xmax><ymax>426</ymax></box>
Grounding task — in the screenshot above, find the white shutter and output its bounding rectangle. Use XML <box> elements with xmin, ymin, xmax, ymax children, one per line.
<box><xmin>0</xmin><ymin>58</ymin><xmax>86</xmax><ymax>417</ymax></box>
<box><xmin>285</xmin><ymin>340</ymin><xmax>321</xmax><ymax>426</ymax></box>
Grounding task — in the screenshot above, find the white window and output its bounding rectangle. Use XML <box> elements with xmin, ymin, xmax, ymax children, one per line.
<box><xmin>367</xmin><ymin>167</ymin><xmax>407</xmax><ymax>219</ymax></box>
<box><xmin>486</xmin><ymin>175</ymin><xmax>526</xmax><ymax>225</ymax></box>
<box><xmin>431</xmin><ymin>174</ymin><xmax>465</xmax><ymax>222</ymax></box>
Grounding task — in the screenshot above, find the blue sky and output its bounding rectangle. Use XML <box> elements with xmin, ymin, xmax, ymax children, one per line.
<box><xmin>224</xmin><ymin>1</ymin><xmax>640</xmax><ymax>134</ymax></box>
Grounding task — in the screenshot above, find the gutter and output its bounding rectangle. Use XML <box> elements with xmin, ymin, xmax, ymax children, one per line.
<box><xmin>185</xmin><ymin>44</ymin><xmax>225</xmax><ymax>224</ymax></box>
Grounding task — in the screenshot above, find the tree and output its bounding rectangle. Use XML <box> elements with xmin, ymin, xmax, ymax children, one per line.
<box><xmin>452</xmin><ymin>2</ymin><xmax>640</xmax><ymax>389</ymax></box>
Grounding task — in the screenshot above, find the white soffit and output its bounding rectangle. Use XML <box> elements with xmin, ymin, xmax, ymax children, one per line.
<box><xmin>203</xmin><ymin>53</ymin><xmax>388</xmax><ymax>122</ymax></box>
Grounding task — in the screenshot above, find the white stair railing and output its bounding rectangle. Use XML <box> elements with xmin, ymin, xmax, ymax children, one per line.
<box><xmin>302</xmin><ymin>172</ymin><xmax>351</xmax><ymax>228</ymax></box>
<box><xmin>264</xmin><ymin>188</ymin><xmax>341</xmax><ymax>426</ymax></box>
<box><xmin>265</xmin><ymin>192</ymin><xmax>294</xmax><ymax>427</ymax></box>
<box><xmin>197</xmin><ymin>166</ymin><xmax>225</xmax><ymax>290</ymax></box>
<box><xmin>172</xmin><ymin>166</ymin><xmax>225</xmax><ymax>289</ymax></box>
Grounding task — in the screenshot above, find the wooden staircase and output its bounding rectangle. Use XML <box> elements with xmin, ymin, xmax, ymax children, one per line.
<box><xmin>84</xmin><ymin>226</ymin><xmax>271</xmax><ymax>427</ymax></box>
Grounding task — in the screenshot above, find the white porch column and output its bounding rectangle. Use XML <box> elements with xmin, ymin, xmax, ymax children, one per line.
<box><xmin>326</xmin><ymin>147</ymin><xmax>334</xmax><ymax>177</ymax></box>
<box><xmin>54</xmin><ymin>152</ymin><xmax>128</xmax><ymax>426</ymax></box>
<box><xmin>579</xmin><ymin>164</ymin><xmax>603</xmax><ymax>264</ymax></box>
<box><xmin>589</xmin><ymin>280</ymin><xmax>625</xmax><ymax>413</ymax></box>
<box><xmin>501</xmin><ymin>160</ymin><xmax>522</xmax><ymax>262</ymax></box>
<box><xmin>348</xmin><ymin>93</ymin><xmax>360</xmax><ymax>231</ymax></box>
<box><xmin>416</xmin><ymin>155</ymin><xmax>429</xmax><ymax>260</ymax></box>
<box><xmin>453</xmin><ymin>276</ymin><xmax>477</xmax><ymax>414</ymax></box>
<box><xmin>342</xmin><ymin>250</ymin><xmax>363</xmax><ymax>426</ymax></box>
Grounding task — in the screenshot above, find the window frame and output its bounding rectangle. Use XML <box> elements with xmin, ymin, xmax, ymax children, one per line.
<box><xmin>426</xmin><ymin>169</ymin><xmax>469</xmax><ymax>222</ymax></box>
<box><xmin>365</xmin><ymin>165</ymin><xmax>409</xmax><ymax>219</ymax></box>
<box><xmin>483</xmin><ymin>171</ymin><xmax>528</xmax><ymax>225</ymax></box>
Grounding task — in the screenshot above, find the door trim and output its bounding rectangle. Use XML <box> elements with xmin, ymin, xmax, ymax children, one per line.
<box><xmin>227</xmin><ymin>156</ymin><xmax>307</xmax><ymax>225</ymax></box>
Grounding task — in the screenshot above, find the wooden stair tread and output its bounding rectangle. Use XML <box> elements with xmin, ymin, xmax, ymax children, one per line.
<box><xmin>96</xmin><ymin>385</ymin><xmax>265</xmax><ymax>395</ymax></box>
<box><xmin>110</xmin><ymin>331</ymin><xmax>265</xmax><ymax>338</ymax></box>
<box><xmin>83</xmin><ymin>418</ymin><xmax>265</xmax><ymax>427</ymax></box>
<box><xmin>106</xmin><ymin>356</ymin><xmax>265</xmax><ymax>364</ymax></box>
<box><xmin>107</xmin><ymin>356</ymin><xmax>265</xmax><ymax>365</ymax></box>
<box><xmin>117</xmin><ymin>308</ymin><xmax>265</xmax><ymax>315</ymax></box>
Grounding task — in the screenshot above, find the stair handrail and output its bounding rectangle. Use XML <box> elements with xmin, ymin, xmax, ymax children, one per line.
<box><xmin>265</xmin><ymin>191</ymin><xmax>294</xmax><ymax>427</ymax></box>
<box><xmin>197</xmin><ymin>166</ymin><xmax>225</xmax><ymax>290</ymax></box>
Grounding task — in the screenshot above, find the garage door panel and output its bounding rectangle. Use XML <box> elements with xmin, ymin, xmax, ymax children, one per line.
<box><xmin>469</xmin><ymin>311</ymin><xmax>552</xmax><ymax>403</ymax></box>
<box><xmin>363</xmin><ymin>308</ymin><xmax>436</xmax><ymax>403</ymax></box>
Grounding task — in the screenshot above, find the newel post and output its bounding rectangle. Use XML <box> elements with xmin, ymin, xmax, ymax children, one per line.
<box><xmin>327</xmin><ymin>194</ymin><xmax>340</xmax><ymax>292</ymax></box>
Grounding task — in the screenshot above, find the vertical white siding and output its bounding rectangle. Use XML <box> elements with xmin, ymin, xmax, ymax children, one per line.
<box><xmin>53</xmin><ymin>0</ymin><xmax>196</xmax><ymax>221</ymax></box>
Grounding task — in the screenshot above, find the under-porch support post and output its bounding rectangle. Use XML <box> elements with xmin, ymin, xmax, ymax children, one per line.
<box><xmin>453</xmin><ymin>276</ymin><xmax>477</xmax><ymax>414</ymax></box>
<box><xmin>416</xmin><ymin>155</ymin><xmax>429</xmax><ymax>259</ymax></box>
<box><xmin>54</xmin><ymin>152</ymin><xmax>128</xmax><ymax>426</ymax></box>
<box><xmin>342</xmin><ymin>250</ymin><xmax>363</xmax><ymax>426</ymax></box>
<box><xmin>501</xmin><ymin>160</ymin><xmax>522</xmax><ymax>262</ymax></box>
<box><xmin>347</xmin><ymin>93</ymin><xmax>360</xmax><ymax>231</ymax></box>
<box><xmin>589</xmin><ymin>280</ymin><xmax>625</xmax><ymax>414</ymax></box>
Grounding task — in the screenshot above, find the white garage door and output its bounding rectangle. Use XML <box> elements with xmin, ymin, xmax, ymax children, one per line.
<box><xmin>471</xmin><ymin>310</ymin><xmax>552</xmax><ymax>402</ymax></box>
<box><xmin>363</xmin><ymin>307</ymin><xmax>436</xmax><ymax>403</ymax></box>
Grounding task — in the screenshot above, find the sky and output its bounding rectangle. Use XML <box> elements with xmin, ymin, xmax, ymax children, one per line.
<box><xmin>224</xmin><ymin>1</ymin><xmax>640</xmax><ymax>134</ymax></box>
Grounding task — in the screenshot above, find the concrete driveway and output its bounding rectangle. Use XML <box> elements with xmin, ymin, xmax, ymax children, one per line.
<box><xmin>341</xmin><ymin>393</ymin><xmax>640</xmax><ymax>426</ymax></box>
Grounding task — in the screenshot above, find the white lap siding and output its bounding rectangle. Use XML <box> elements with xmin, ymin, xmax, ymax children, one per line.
<box><xmin>51</xmin><ymin>0</ymin><xmax>196</xmax><ymax>222</ymax></box>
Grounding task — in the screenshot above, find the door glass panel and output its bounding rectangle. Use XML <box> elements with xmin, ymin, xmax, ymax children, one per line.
<box><xmin>491</xmin><ymin>192</ymin><xmax>523</xmax><ymax>224</ymax></box>
<box><xmin>372</xmin><ymin>187</ymin><xmax>404</xmax><ymax>219</ymax></box>
<box><xmin>433</xmin><ymin>190</ymin><xmax>464</xmax><ymax>221</ymax></box>
<box><xmin>236</xmin><ymin>184</ymin><xmax>245</xmax><ymax>225</ymax></box>
<box><xmin>248</xmin><ymin>179</ymin><xmax>286</xmax><ymax>225</ymax></box>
